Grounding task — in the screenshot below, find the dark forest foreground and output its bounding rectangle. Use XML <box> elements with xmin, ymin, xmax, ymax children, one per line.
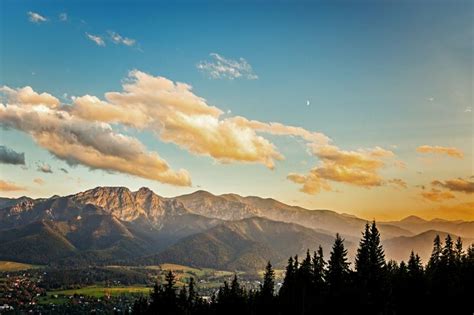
<box><xmin>131</xmin><ymin>222</ymin><xmax>474</xmax><ymax>315</ymax></box>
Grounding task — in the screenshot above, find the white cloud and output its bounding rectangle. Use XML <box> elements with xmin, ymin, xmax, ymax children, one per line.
<box><xmin>197</xmin><ymin>53</ymin><xmax>258</xmax><ymax>80</ymax></box>
<box><xmin>1</xmin><ymin>71</ymin><xmax>401</xmax><ymax>194</ymax></box>
<box><xmin>36</xmin><ymin>162</ymin><xmax>53</xmax><ymax>173</ymax></box>
<box><xmin>27</xmin><ymin>11</ymin><xmax>47</xmax><ymax>23</ymax></box>
<box><xmin>70</xmin><ymin>70</ymin><xmax>328</xmax><ymax>169</ymax></box>
<box><xmin>0</xmin><ymin>87</ymin><xmax>191</xmax><ymax>187</ymax></box>
<box><xmin>86</xmin><ymin>33</ymin><xmax>105</xmax><ymax>46</ymax></box>
<box><xmin>108</xmin><ymin>31</ymin><xmax>136</xmax><ymax>46</ymax></box>
<box><xmin>59</xmin><ymin>13</ymin><xmax>68</xmax><ymax>21</ymax></box>
<box><xmin>0</xmin><ymin>86</ymin><xmax>60</xmax><ymax>108</ymax></box>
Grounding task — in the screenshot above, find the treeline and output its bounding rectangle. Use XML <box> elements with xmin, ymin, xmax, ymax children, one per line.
<box><xmin>132</xmin><ymin>222</ymin><xmax>474</xmax><ymax>315</ymax></box>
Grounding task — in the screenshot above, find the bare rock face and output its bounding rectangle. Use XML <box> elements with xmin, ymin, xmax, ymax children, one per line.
<box><xmin>175</xmin><ymin>190</ymin><xmax>259</xmax><ymax>221</ymax></box>
<box><xmin>73</xmin><ymin>187</ymin><xmax>143</xmax><ymax>221</ymax></box>
<box><xmin>71</xmin><ymin>186</ymin><xmax>190</xmax><ymax>224</ymax></box>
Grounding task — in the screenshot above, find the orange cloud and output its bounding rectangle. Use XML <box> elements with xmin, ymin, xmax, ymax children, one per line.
<box><xmin>416</xmin><ymin>145</ymin><xmax>464</xmax><ymax>159</ymax></box>
<box><xmin>388</xmin><ymin>178</ymin><xmax>408</xmax><ymax>189</ymax></box>
<box><xmin>432</xmin><ymin>178</ymin><xmax>474</xmax><ymax>194</ymax></box>
<box><xmin>421</xmin><ymin>188</ymin><xmax>455</xmax><ymax>202</ymax></box>
<box><xmin>70</xmin><ymin>70</ymin><xmax>329</xmax><ymax>169</ymax></box>
<box><xmin>287</xmin><ymin>145</ymin><xmax>396</xmax><ymax>194</ymax></box>
<box><xmin>0</xmin><ymin>180</ymin><xmax>26</xmax><ymax>192</ymax></box>
<box><xmin>1</xmin><ymin>71</ymin><xmax>400</xmax><ymax>195</ymax></box>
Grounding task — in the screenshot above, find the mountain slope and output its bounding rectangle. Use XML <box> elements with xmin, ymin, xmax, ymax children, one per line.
<box><xmin>138</xmin><ymin>217</ymin><xmax>339</xmax><ymax>271</ymax></box>
<box><xmin>177</xmin><ymin>191</ymin><xmax>413</xmax><ymax>239</ymax></box>
<box><xmin>383</xmin><ymin>230</ymin><xmax>473</xmax><ymax>263</ymax></box>
<box><xmin>0</xmin><ymin>220</ymin><xmax>77</xmax><ymax>264</ymax></box>
<box><xmin>384</xmin><ymin>216</ymin><xmax>474</xmax><ymax>239</ymax></box>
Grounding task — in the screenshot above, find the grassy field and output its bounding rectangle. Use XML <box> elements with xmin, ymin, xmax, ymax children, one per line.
<box><xmin>38</xmin><ymin>285</ymin><xmax>151</xmax><ymax>304</ymax></box>
<box><xmin>0</xmin><ymin>260</ymin><xmax>41</xmax><ymax>271</ymax></box>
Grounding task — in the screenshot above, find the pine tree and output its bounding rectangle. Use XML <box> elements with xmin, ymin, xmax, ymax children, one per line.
<box><xmin>327</xmin><ymin>233</ymin><xmax>350</xmax><ymax>291</ymax></box>
<box><xmin>261</xmin><ymin>261</ymin><xmax>275</xmax><ymax>298</ymax></box>
<box><xmin>312</xmin><ymin>246</ymin><xmax>326</xmax><ymax>286</ymax></box>
<box><xmin>355</xmin><ymin>222</ymin><xmax>371</xmax><ymax>276</ymax></box>
<box><xmin>279</xmin><ymin>256</ymin><xmax>296</xmax><ymax>313</ymax></box>
<box><xmin>257</xmin><ymin>261</ymin><xmax>275</xmax><ymax>314</ymax></box>
<box><xmin>407</xmin><ymin>251</ymin><xmax>423</xmax><ymax>276</ymax></box>
<box><xmin>454</xmin><ymin>237</ymin><xmax>464</xmax><ymax>263</ymax></box>
<box><xmin>441</xmin><ymin>234</ymin><xmax>455</xmax><ymax>267</ymax></box>
<box><xmin>326</xmin><ymin>233</ymin><xmax>351</xmax><ymax>314</ymax></box>
<box><xmin>369</xmin><ymin>221</ymin><xmax>385</xmax><ymax>270</ymax></box>
<box><xmin>427</xmin><ymin>235</ymin><xmax>442</xmax><ymax>271</ymax></box>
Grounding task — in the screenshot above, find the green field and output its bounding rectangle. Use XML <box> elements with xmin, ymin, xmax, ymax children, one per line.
<box><xmin>39</xmin><ymin>285</ymin><xmax>151</xmax><ymax>305</ymax></box>
<box><xmin>0</xmin><ymin>260</ymin><xmax>41</xmax><ymax>271</ymax></box>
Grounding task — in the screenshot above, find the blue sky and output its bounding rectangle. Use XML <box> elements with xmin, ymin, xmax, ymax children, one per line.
<box><xmin>0</xmin><ymin>0</ymin><xmax>472</xmax><ymax>220</ymax></box>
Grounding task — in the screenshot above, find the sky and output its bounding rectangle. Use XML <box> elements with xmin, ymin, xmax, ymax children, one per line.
<box><xmin>0</xmin><ymin>0</ymin><xmax>472</xmax><ymax>221</ymax></box>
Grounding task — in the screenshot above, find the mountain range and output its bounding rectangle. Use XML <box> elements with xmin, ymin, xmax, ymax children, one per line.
<box><xmin>1</xmin><ymin>186</ymin><xmax>472</xmax><ymax>270</ymax></box>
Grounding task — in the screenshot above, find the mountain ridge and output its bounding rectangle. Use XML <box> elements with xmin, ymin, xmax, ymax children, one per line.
<box><xmin>1</xmin><ymin>186</ymin><xmax>472</xmax><ymax>270</ymax></box>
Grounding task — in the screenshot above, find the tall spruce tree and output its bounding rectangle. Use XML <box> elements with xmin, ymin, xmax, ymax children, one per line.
<box><xmin>326</xmin><ymin>233</ymin><xmax>351</xmax><ymax>314</ymax></box>
<box><xmin>257</xmin><ymin>261</ymin><xmax>276</xmax><ymax>314</ymax></box>
<box><xmin>454</xmin><ymin>237</ymin><xmax>464</xmax><ymax>263</ymax></box>
<box><xmin>327</xmin><ymin>233</ymin><xmax>350</xmax><ymax>291</ymax></box>
<box><xmin>312</xmin><ymin>246</ymin><xmax>326</xmax><ymax>287</ymax></box>
<box><xmin>261</xmin><ymin>261</ymin><xmax>275</xmax><ymax>298</ymax></box>
<box><xmin>427</xmin><ymin>235</ymin><xmax>442</xmax><ymax>272</ymax></box>
<box><xmin>355</xmin><ymin>222</ymin><xmax>371</xmax><ymax>277</ymax></box>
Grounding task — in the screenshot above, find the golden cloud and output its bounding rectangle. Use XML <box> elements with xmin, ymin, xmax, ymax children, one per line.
<box><xmin>388</xmin><ymin>178</ymin><xmax>408</xmax><ymax>189</ymax></box>
<box><xmin>70</xmin><ymin>70</ymin><xmax>329</xmax><ymax>169</ymax></box>
<box><xmin>420</xmin><ymin>188</ymin><xmax>455</xmax><ymax>202</ymax></box>
<box><xmin>416</xmin><ymin>145</ymin><xmax>464</xmax><ymax>159</ymax></box>
<box><xmin>431</xmin><ymin>178</ymin><xmax>474</xmax><ymax>194</ymax></box>
<box><xmin>0</xmin><ymin>180</ymin><xmax>26</xmax><ymax>192</ymax></box>
<box><xmin>0</xmin><ymin>103</ymin><xmax>191</xmax><ymax>186</ymax></box>
<box><xmin>1</xmin><ymin>71</ymin><xmax>399</xmax><ymax>193</ymax></box>
<box><xmin>1</xmin><ymin>86</ymin><xmax>60</xmax><ymax>108</ymax></box>
<box><xmin>287</xmin><ymin>145</ymin><xmax>396</xmax><ymax>194</ymax></box>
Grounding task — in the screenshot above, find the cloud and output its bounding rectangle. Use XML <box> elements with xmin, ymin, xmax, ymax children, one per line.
<box><xmin>1</xmin><ymin>71</ymin><xmax>398</xmax><ymax>193</ymax></box>
<box><xmin>388</xmin><ymin>178</ymin><xmax>408</xmax><ymax>189</ymax></box>
<box><xmin>59</xmin><ymin>13</ymin><xmax>68</xmax><ymax>21</ymax></box>
<box><xmin>432</xmin><ymin>178</ymin><xmax>474</xmax><ymax>194</ymax></box>
<box><xmin>85</xmin><ymin>33</ymin><xmax>105</xmax><ymax>46</ymax></box>
<box><xmin>416</xmin><ymin>145</ymin><xmax>464</xmax><ymax>159</ymax></box>
<box><xmin>60</xmin><ymin>167</ymin><xmax>69</xmax><ymax>173</ymax></box>
<box><xmin>70</xmin><ymin>70</ymin><xmax>327</xmax><ymax>169</ymax></box>
<box><xmin>27</xmin><ymin>11</ymin><xmax>47</xmax><ymax>23</ymax></box>
<box><xmin>0</xmin><ymin>145</ymin><xmax>25</xmax><ymax>165</ymax></box>
<box><xmin>108</xmin><ymin>31</ymin><xmax>136</xmax><ymax>46</ymax></box>
<box><xmin>0</xmin><ymin>180</ymin><xmax>25</xmax><ymax>192</ymax></box>
<box><xmin>0</xmin><ymin>86</ymin><xmax>60</xmax><ymax>108</ymax></box>
<box><xmin>197</xmin><ymin>53</ymin><xmax>258</xmax><ymax>80</ymax></box>
<box><xmin>37</xmin><ymin>162</ymin><xmax>53</xmax><ymax>173</ymax></box>
<box><xmin>0</xmin><ymin>88</ymin><xmax>191</xmax><ymax>186</ymax></box>
<box><xmin>33</xmin><ymin>178</ymin><xmax>45</xmax><ymax>185</ymax></box>
<box><xmin>421</xmin><ymin>188</ymin><xmax>455</xmax><ymax>202</ymax></box>
<box><xmin>287</xmin><ymin>145</ymin><xmax>395</xmax><ymax>194</ymax></box>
